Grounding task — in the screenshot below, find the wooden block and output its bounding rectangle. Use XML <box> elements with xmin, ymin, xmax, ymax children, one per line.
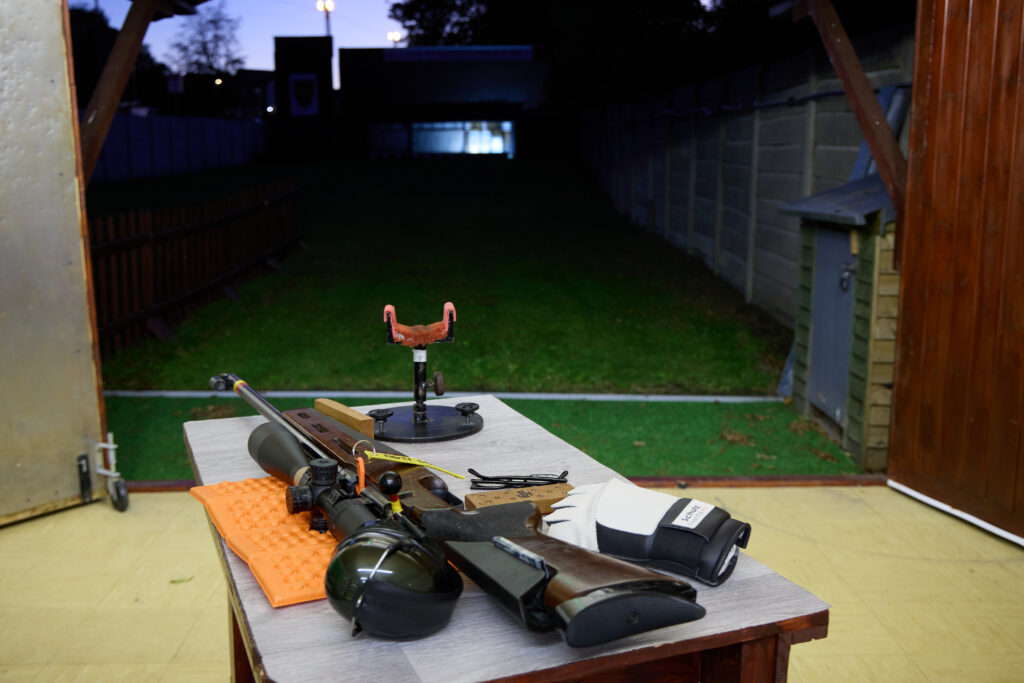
<box><xmin>873</xmin><ymin>340</ymin><xmax>896</xmax><ymax>362</ymax></box>
<box><xmin>878</xmin><ymin>273</ymin><xmax>900</xmax><ymax>296</ymax></box>
<box><xmin>870</xmin><ymin>362</ymin><xmax>895</xmax><ymax>383</ymax></box>
<box><xmin>868</xmin><ymin>406</ymin><xmax>892</xmax><ymax>426</ymax></box>
<box><xmin>313</xmin><ymin>398</ymin><xmax>374</xmax><ymax>438</ymax></box>
<box><xmin>463</xmin><ymin>484</ymin><xmax>573</xmax><ymax>515</ymax></box>
<box><xmin>869</xmin><ymin>384</ymin><xmax>893</xmax><ymax>406</ymax></box>
<box><xmin>875</xmin><ymin>318</ymin><xmax>897</xmax><ymax>340</ymax></box>
<box><xmin>876</xmin><ymin>294</ymin><xmax>899</xmax><ymax>318</ymax></box>
<box><xmin>867</xmin><ymin>426</ymin><xmax>891</xmax><ymax>448</ymax></box>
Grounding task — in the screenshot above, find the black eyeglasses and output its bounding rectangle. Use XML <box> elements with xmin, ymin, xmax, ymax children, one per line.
<box><xmin>467</xmin><ymin>468</ymin><xmax>569</xmax><ymax>490</ymax></box>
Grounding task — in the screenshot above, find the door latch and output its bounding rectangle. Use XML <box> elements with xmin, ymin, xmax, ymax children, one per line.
<box><xmin>839</xmin><ymin>261</ymin><xmax>857</xmax><ymax>291</ymax></box>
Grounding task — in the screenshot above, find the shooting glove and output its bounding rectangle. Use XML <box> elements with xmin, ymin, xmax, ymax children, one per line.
<box><xmin>543</xmin><ymin>479</ymin><xmax>750</xmax><ymax>586</ymax></box>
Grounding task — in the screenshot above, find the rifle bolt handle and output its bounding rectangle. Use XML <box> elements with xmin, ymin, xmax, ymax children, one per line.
<box><xmin>378</xmin><ymin>471</ymin><xmax>403</xmax><ymax>497</ymax></box>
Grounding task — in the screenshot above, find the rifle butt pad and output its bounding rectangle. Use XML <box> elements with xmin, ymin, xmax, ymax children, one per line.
<box><xmin>443</xmin><ymin>536</ymin><xmax>705</xmax><ymax>648</ymax></box>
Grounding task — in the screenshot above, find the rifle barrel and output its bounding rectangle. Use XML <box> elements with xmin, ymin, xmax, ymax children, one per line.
<box><xmin>211</xmin><ymin>373</ymin><xmax>389</xmax><ymax>508</ymax></box>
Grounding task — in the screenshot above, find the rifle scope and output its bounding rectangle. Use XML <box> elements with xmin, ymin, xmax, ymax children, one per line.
<box><xmin>212</xmin><ymin>373</ymin><xmax>463</xmax><ymax>639</ymax></box>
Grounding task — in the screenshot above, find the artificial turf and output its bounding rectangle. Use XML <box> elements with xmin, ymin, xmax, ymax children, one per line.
<box><xmin>97</xmin><ymin>158</ymin><xmax>789</xmax><ymax>395</ymax></box>
<box><xmin>95</xmin><ymin>158</ymin><xmax>857</xmax><ymax>481</ymax></box>
<box><xmin>106</xmin><ymin>396</ymin><xmax>856</xmax><ymax>481</ymax></box>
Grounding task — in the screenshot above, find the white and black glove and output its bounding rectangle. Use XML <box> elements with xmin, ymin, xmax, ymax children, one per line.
<box><xmin>543</xmin><ymin>478</ymin><xmax>751</xmax><ymax>586</ymax></box>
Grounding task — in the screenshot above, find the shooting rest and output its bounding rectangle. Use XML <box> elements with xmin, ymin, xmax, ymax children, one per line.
<box><xmin>373</xmin><ymin>302</ymin><xmax>484</xmax><ymax>443</ymax></box>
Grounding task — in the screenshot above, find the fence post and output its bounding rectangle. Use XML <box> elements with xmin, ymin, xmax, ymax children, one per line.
<box><xmin>714</xmin><ymin>113</ymin><xmax>726</xmax><ymax>275</ymax></box>
<box><xmin>802</xmin><ymin>62</ymin><xmax>818</xmax><ymax>197</ymax></box>
<box><xmin>687</xmin><ymin>111</ymin><xmax>697</xmax><ymax>256</ymax></box>
<box><xmin>745</xmin><ymin>106</ymin><xmax>761</xmax><ymax>303</ymax></box>
<box><xmin>646</xmin><ymin>100</ymin><xmax>655</xmax><ymax>232</ymax></box>
<box><xmin>141</xmin><ymin>208</ymin><xmax>154</xmax><ymax>315</ymax></box>
<box><xmin>663</xmin><ymin>93</ymin><xmax>672</xmax><ymax>240</ymax></box>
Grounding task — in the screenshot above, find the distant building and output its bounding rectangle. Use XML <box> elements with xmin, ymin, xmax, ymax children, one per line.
<box><xmin>272</xmin><ymin>36</ymin><xmax>335</xmax><ymax>158</ymax></box>
<box><xmin>336</xmin><ymin>46</ymin><xmax>551</xmax><ymax>159</ymax></box>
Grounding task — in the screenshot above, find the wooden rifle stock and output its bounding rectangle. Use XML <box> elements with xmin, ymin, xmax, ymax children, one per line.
<box><xmin>286</xmin><ymin>407</ymin><xmax>706</xmax><ymax>647</ymax></box>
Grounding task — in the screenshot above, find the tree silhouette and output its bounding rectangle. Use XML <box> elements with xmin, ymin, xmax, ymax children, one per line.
<box><xmin>69</xmin><ymin>5</ymin><xmax>170</xmax><ymax>110</ymax></box>
<box><xmin>166</xmin><ymin>0</ymin><xmax>244</xmax><ymax>75</ymax></box>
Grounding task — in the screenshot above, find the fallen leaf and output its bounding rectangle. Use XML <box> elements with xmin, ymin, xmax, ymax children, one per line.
<box><xmin>170</xmin><ymin>576</ymin><xmax>194</xmax><ymax>585</ymax></box>
<box><xmin>190</xmin><ymin>404</ymin><xmax>237</xmax><ymax>421</ymax></box>
<box><xmin>633</xmin><ymin>441</ymin><xmax>646</xmax><ymax>447</ymax></box>
<box><xmin>809</xmin><ymin>448</ymin><xmax>838</xmax><ymax>463</ymax></box>
<box><xmin>721</xmin><ymin>428</ymin><xmax>754</xmax><ymax>446</ymax></box>
<box><xmin>755</xmin><ymin>453</ymin><xmax>777</xmax><ymax>460</ymax></box>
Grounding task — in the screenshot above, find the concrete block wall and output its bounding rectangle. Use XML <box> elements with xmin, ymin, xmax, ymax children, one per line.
<box><xmin>581</xmin><ymin>25</ymin><xmax>914</xmax><ymax>327</ymax></box>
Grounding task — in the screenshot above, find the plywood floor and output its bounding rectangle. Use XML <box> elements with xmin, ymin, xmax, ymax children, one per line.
<box><xmin>0</xmin><ymin>485</ymin><xmax>1021</xmax><ymax>682</ymax></box>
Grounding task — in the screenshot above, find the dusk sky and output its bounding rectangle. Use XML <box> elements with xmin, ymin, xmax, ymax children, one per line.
<box><xmin>94</xmin><ymin>0</ymin><xmax>403</xmax><ymax>75</ymax></box>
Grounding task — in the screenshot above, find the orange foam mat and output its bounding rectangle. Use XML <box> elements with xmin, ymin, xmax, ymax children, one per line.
<box><xmin>190</xmin><ymin>477</ymin><xmax>337</xmax><ymax>607</ymax></box>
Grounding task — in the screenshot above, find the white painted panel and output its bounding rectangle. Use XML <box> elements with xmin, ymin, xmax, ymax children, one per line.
<box><xmin>0</xmin><ymin>1</ymin><xmax>104</xmax><ymax>521</ymax></box>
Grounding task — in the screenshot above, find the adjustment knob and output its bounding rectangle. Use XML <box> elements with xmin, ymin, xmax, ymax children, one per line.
<box><xmin>455</xmin><ymin>402</ymin><xmax>480</xmax><ymax>419</ymax></box>
<box><xmin>309</xmin><ymin>513</ymin><xmax>328</xmax><ymax>533</ymax></box>
<box><xmin>368</xmin><ymin>409</ymin><xmax>393</xmax><ymax>436</ymax></box>
<box><xmin>433</xmin><ymin>371</ymin><xmax>446</xmax><ymax>396</ymax></box>
<box><xmin>378</xmin><ymin>471</ymin><xmax>403</xmax><ymax>497</ymax></box>
<box><xmin>310</xmin><ymin>458</ymin><xmax>339</xmax><ymax>486</ymax></box>
<box><xmin>286</xmin><ymin>485</ymin><xmax>313</xmax><ymax>514</ymax></box>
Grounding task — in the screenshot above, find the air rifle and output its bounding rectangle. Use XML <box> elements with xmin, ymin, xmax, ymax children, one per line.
<box><xmin>211</xmin><ymin>373</ymin><xmax>707</xmax><ymax>647</ymax></box>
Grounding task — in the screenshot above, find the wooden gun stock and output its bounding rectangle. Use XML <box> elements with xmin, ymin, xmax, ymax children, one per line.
<box><xmin>285</xmin><ymin>407</ymin><xmax>706</xmax><ymax>647</ymax></box>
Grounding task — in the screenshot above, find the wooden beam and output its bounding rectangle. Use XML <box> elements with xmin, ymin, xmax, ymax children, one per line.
<box><xmin>792</xmin><ymin>0</ymin><xmax>908</xmax><ymax>250</ymax></box>
<box><xmin>79</xmin><ymin>0</ymin><xmax>161</xmax><ymax>184</ymax></box>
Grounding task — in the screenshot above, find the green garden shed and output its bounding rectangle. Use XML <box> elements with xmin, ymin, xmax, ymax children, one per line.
<box><xmin>780</xmin><ymin>174</ymin><xmax>899</xmax><ymax>471</ymax></box>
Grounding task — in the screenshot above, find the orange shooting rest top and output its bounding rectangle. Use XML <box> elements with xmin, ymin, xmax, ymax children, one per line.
<box><xmin>384</xmin><ymin>302</ymin><xmax>456</xmax><ymax>347</ymax></box>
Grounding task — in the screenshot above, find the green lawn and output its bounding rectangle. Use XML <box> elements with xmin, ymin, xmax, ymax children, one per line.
<box><xmin>99</xmin><ymin>158</ymin><xmax>789</xmax><ymax>395</ymax></box>
<box><xmin>95</xmin><ymin>158</ymin><xmax>856</xmax><ymax>481</ymax></box>
<box><xmin>107</xmin><ymin>396</ymin><xmax>856</xmax><ymax>481</ymax></box>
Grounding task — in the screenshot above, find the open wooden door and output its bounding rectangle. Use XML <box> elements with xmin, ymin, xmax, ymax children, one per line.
<box><xmin>0</xmin><ymin>1</ymin><xmax>107</xmax><ymax>525</ymax></box>
<box><xmin>889</xmin><ymin>0</ymin><xmax>1024</xmax><ymax>541</ymax></box>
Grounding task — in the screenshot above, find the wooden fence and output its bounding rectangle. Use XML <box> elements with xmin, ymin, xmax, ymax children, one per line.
<box><xmin>88</xmin><ymin>182</ymin><xmax>299</xmax><ymax>357</ymax></box>
<box><xmin>90</xmin><ymin>113</ymin><xmax>266</xmax><ymax>185</ymax></box>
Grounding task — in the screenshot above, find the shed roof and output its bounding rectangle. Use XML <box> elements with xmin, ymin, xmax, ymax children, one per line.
<box><xmin>778</xmin><ymin>173</ymin><xmax>895</xmax><ymax>227</ymax></box>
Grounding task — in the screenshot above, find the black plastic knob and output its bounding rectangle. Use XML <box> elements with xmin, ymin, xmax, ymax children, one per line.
<box><xmin>455</xmin><ymin>402</ymin><xmax>480</xmax><ymax>418</ymax></box>
<box><xmin>309</xmin><ymin>513</ymin><xmax>328</xmax><ymax>533</ymax></box>
<box><xmin>310</xmin><ymin>458</ymin><xmax>339</xmax><ymax>486</ymax></box>
<box><xmin>378</xmin><ymin>471</ymin><xmax>403</xmax><ymax>497</ymax></box>
<box><xmin>433</xmin><ymin>371</ymin><xmax>446</xmax><ymax>396</ymax></box>
<box><xmin>286</xmin><ymin>485</ymin><xmax>313</xmax><ymax>514</ymax></box>
<box><xmin>368</xmin><ymin>409</ymin><xmax>394</xmax><ymax>424</ymax></box>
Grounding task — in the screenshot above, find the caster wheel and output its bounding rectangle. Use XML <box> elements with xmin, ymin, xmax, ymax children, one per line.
<box><xmin>109</xmin><ymin>478</ymin><xmax>129</xmax><ymax>512</ymax></box>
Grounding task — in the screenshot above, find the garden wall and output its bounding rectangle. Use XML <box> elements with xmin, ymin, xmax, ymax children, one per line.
<box><xmin>580</xmin><ymin>25</ymin><xmax>914</xmax><ymax>327</ymax></box>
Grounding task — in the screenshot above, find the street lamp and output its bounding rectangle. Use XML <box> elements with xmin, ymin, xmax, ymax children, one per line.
<box><xmin>387</xmin><ymin>30</ymin><xmax>402</xmax><ymax>47</ymax></box>
<box><xmin>316</xmin><ymin>0</ymin><xmax>334</xmax><ymax>38</ymax></box>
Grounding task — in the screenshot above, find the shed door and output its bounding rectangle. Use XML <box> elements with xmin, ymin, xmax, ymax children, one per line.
<box><xmin>808</xmin><ymin>228</ymin><xmax>856</xmax><ymax>425</ymax></box>
<box><xmin>0</xmin><ymin>2</ymin><xmax>104</xmax><ymax>525</ymax></box>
